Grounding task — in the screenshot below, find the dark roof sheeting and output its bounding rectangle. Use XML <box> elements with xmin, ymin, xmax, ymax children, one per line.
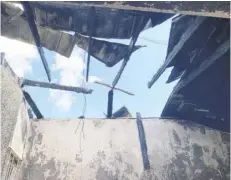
<box><xmin>1</xmin><ymin>2</ymin><xmax>143</xmax><ymax>66</ymax></box>
<box><xmin>160</xmin><ymin>15</ymin><xmax>230</xmax><ymax>132</ymax></box>
<box><xmin>29</xmin><ymin>2</ymin><xmax>172</xmax><ymax>39</ymax></box>
<box><xmin>112</xmin><ymin>106</ymin><xmax>132</xmax><ymax>118</ymax></box>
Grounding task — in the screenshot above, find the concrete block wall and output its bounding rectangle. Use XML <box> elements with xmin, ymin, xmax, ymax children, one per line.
<box><xmin>21</xmin><ymin>118</ymin><xmax>230</xmax><ymax>180</ymax></box>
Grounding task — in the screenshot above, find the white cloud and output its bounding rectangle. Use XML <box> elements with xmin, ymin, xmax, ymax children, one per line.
<box><xmin>50</xmin><ymin>46</ymin><xmax>102</xmax><ymax>112</ymax></box>
<box><xmin>0</xmin><ymin>37</ymin><xmax>101</xmax><ymax>113</ymax></box>
<box><xmin>88</xmin><ymin>76</ymin><xmax>102</xmax><ymax>83</ymax></box>
<box><xmin>51</xmin><ymin>48</ymin><xmax>85</xmax><ymax>86</ymax></box>
<box><xmin>49</xmin><ymin>90</ymin><xmax>76</xmax><ymax>112</ymax></box>
<box><xmin>0</xmin><ymin>36</ymin><xmax>38</xmax><ymax>77</ymax></box>
<box><xmin>49</xmin><ymin>47</ymin><xmax>85</xmax><ymax>112</ymax></box>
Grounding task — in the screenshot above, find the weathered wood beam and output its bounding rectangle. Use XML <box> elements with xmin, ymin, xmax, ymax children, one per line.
<box><xmin>112</xmin><ymin>16</ymin><xmax>145</xmax><ymax>88</ymax></box>
<box><xmin>94</xmin><ymin>80</ymin><xmax>134</xmax><ymax>96</ymax></box>
<box><xmin>28</xmin><ymin>1</ymin><xmax>230</xmax><ymax>18</ymax></box>
<box><xmin>136</xmin><ymin>112</ymin><xmax>150</xmax><ymax>170</ymax></box>
<box><xmin>148</xmin><ymin>16</ymin><xmax>206</xmax><ymax>88</ymax></box>
<box><xmin>22</xmin><ymin>79</ymin><xmax>93</xmax><ymax>94</ymax></box>
<box><xmin>70</xmin><ymin>1</ymin><xmax>231</xmax><ymax>18</ymax></box>
<box><xmin>23</xmin><ymin>91</ymin><xmax>43</xmax><ymax>119</ymax></box>
<box><xmin>86</xmin><ymin>35</ymin><xmax>92</xmax><ymax>82</ymax></box>
<box><xmin>107</xmin><ymin>90</ymin><xmax>113</xmax><ymax>118</ymax></box>
<box><xmin>86</xmin><ymin>7</ymin><xmax>95</xmax><ymax>82</ymax></box>
<box><xmin>21</xmin><ymin>2</ymin><xmax>51</xmax><ymax>82</ymax></box>
<box><xmin>112</xmin><ymin>59</ymin><xmax>128</xmax><ymax>88</ymax></box>
<box><xmin>173</xmin><ymin>39</ymin><xmax>230</xmax><ymax>93</ymax></box>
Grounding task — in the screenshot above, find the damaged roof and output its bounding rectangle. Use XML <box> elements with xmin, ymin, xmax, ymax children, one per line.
<box><xmin>150</xmin><ymin>15</ymin><xmax>230</xmax><ymax>132</ymax></box>
<box><xmin>29</xmin><ymin>1</ymin><xmax>172</xmax><ymax>39</ymax></box>
<box><xmin>1</xmin><ymin>2</ymin><xmax>144</xmax><ymax>67</ymax></box>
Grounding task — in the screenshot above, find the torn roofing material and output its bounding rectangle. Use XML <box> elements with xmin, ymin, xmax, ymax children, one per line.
<box><xmin>1</xmin><ymin>2</ymin><xmax>75</xmax><ymax>57</ymax></box>
<box><xmin>75</xmin><ymin>33</ymin><xmax>143</xmax><ymax>67</ymax></box>
<box><xmin>29</xmin><ymin>1</ymin><xmax>172</xmax><ymax>39</ymax></box>
<box><xmin>158</xmin><ymin>15</ymin><xmax>230</xmax><ymax>132</ymax></box>
<box><xmin>148</xmin><ymin>15</ymin><xmax>207</xmax><ymax>88</ymax></box>
<box><xmin>112</xmin><ymin>106</ymin><xmax>132</xmax><ymax>118</ymax></box>
<box><xmin>1</xmin><ymin>2</ymin><xmax>143</xmax><ymax>67</ymax></box>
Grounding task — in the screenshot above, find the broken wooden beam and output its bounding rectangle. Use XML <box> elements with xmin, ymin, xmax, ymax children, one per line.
<box><xmin>107</xmin><ymin>90</ymin><xmax>113</xmax><ymax>118</ymax></box>
<box><xmin>148</xmin><ymin>16</ymin><xmax>207</xmax><ymax>88</ymax></box>
<box><xmin>86</xmin><ymin>7</ymin><xmax>95</xmax><ymax>82</ymax></box>
<box><xmin>112</xmin><ymin>17</ymin><xmax>145</xmax><ymax>88</ymax></box>
<box><xmin>112</xmin><ymin>36</ymin><xmax>140</xmax><ymax>88</ymax></box>
<box><xmin>21</xmin><ymin>1</ymin><xmax>51</xmax><ymax>82</ymax></box>
<box><xmin>94</xmin><ymin>80</ymin><xmax>134</xmax><ymax>96</ymax></box>
<box><xmin>22</xmin><ymin>79</ymin><xmax>93</xmax><ymax>94</ymax></box>
<box><xmin>136</xmin><ymin>112</ymin><xmax>150</xmax><ymax>170</ymax></box>
<box><xmin>23</xmin><ymin>91</ymin><xmax>43</xmax><ymax>119</ymax></box>
<box><xmin>59</xmin><ymin>1</ymin><xmax>230</xmax><ymax>18</ymax></box>
<box><xmin>86</xmin><ymin>35</ymin><xmax>92</xmax><ymax>82</ymax></box>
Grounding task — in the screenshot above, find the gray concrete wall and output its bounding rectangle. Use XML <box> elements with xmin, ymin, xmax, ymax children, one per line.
<box><xmin>1</xmin><ymin>65</ymin><xmax>23</xmax><ymax>174</ymax></box>
<box><xmin>21</xmin><ymin>118</ymin><xmax>230</xmax><ymax>180</ymax></box>
<box><xmin>9</xmin><ymin>99</ymin><xmax>30</xmax><ymax>159</ymax></box>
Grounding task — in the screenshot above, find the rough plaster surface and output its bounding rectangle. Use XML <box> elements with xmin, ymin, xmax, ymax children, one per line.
<box><xmin>1</xmin><ymin>66</ymin><xmax>23</xmax><ymax>174</ymax></box>
<box><xmin>21</xmin><ymin>119</ymin><xmax>230</xmax><ymax>180</ymax></box>
<box><xmin>10</xmin><ymin>99</ymin><xmax>30</xmax><ymax>159</ymax></box>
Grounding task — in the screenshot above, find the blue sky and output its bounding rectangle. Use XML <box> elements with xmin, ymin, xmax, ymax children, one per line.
<box><xmin>1</xmin><ymin>17</ymin><xmax>178</xmax><ymax>119</ymax></box>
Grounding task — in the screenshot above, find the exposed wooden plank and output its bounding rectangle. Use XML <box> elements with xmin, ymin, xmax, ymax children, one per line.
<box><xmin>21</xmin><ymin>2</ymin><xmax>51</xmax><ymax>82</ymax></box>
<box><xmin>86</xmin><ymin>36</ymin><xmax>92</xmax><ymax>82</ymax></box>
<box><xmin>136</xmin><ymin>112</ymin><xmax>150</xmax><ymax>170</ymax></box>
<box><xmin>29</xmin><ymin>1</ymin><xmax>230</xmax><ymax>18</ymax></box>
<box><xmin>94</xmin><ymin>80</ymin><xmax>134</xmax><ymax>96</ymax></box>
<box><xmin>23</xmin><ymin>91</ymin><xmax>43</xmax><ymax>119</ymax></box>
<box><xmin>22</xmin><ymin>79</ymin><xmax>93</xmax><ymax>94</ymax></box>
<box><xmin>148</xmin><ymin>16</ymin><xmax>207</xmax><ymax>88</ymax></box>
<box><xmin>85</xmin><ymin>7</ymin><xmax>95</xmax><ymax>82</ymax></box>
<box><xmin>112</xmin><ymin>59</ymin><xmax>128</xmax><ymax>88</ymax></box>
<box><xmin>107</xmin><ymin>90</ymin><xmax>113</xmax><ymax>118</ymax></box>
<box><xmin>112</xmin><ymin>16</ymin><xmax>145</xmax><ymax>88</ymax></box>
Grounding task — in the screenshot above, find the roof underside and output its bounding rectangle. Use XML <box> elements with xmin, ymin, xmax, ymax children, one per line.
<box><xmin>160</xmin><ymin>15</ymin><xmax>230</xmax><ymax>132</ymax></box>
